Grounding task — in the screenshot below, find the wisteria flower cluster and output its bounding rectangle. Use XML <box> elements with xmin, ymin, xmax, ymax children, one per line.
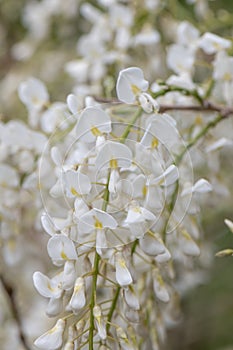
<box><xmin>0</xmin><ymin>1</ymin><xmax>233</xmax><ymax>350</ymax></box>
<box><xmin>26</xmin><ymin>67</ymin><xmax>220</xmax><ymax>350</ymax></box>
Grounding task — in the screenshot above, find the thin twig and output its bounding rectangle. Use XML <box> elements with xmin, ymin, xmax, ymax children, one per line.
<box><xmin>159</xmin><ymin>101</ymin><xmax>233</xmax><ymax>117</ymax></box>
<box><xmin>93</xmin><ymin>96</ymin><xmax>233</xmax><ymax>118</ymax></box>
<box><xmin>0</xmin><ymin>274</ymin><xmax>31</xmax><ymax>350</ymax></box>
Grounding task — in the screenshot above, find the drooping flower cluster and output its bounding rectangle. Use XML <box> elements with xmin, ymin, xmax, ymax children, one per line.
<box><xmin>0</xmin><ymin>1</ymin><xmax>233</xmax><ymax>349</ymax></box>
<box><xmin>30</xmin><ymin>67</ymin><xmax>216</xmax><ymax>350</ymax></box>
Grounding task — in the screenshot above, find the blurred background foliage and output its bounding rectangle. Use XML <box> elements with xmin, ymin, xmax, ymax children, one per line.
<box><xmin>0</xmin><ymin>0</ymin><xmax>233</xmax><ymax>349</ymax></box>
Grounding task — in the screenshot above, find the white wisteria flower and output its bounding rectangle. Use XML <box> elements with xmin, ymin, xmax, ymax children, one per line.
<box><xmin>78</xmin><ymin>208</ymin><xmax>117</xmax><ymax>254</ymax></box>
<box><xmin>96</xmin><ymin>141</ymin><xmax>133</xmax><ymax>169</ymax></box>
<box><xmin>69</xmin><ymin>277</ymin><xmax>86</xmax><ymax>313</ymax></box>
<box><xmin>18</xmin><ymin>77</ymin><xmax>49</xmax><ymax>110</ymax></box>
<box><xmin>33</xmin><ymin>271</ymin><xmax>63</xmax><ymax>299</ymax></box>
<box><xmin>116</xmin><ymin>67</ymin><xmax>149</xmax><ymax>104</ymax></box>
<box><xmin>93</xmin><ymin>305</ymin><xmax>107</xmax><ymax>340</ymax></box>
<box><xmin>139</xmin><ymin>231</ymin><xmax>165</xmax><ymax>256</ymax></box>
<box><xmin>116</xmin><ymin>67</ymin><xmax>159</xmax><ymax>112</ymax></box>
<box><xmin>47</xmin><ymin>234</ymin><xmax>78</xmax><ymax>266</ymax></box>
<box><xmin>34</xmin><ymin>319</ymin><xmax>65</xmax><ymax>350</ymax></box>
<box><xmin>124</xmin><ymin>201</ymin><xmax>156</xmax><ymax>238</ymax></box>
<box><xmin>153</xmin><ymin>269</ymin><xmax>170</xmax><ymax>303</ymax></box>
<box><xmin>115</xmin><ymin>251</ymin><xmax>133</xmax><ymax>287</ymax></box>
<box><xmin>75</xmin><ymin>106</ymin><xmax>111</xmax><ymax>143</ymax></box>
<box><xmin>179</xmin><ymin>229</ymin><xmax>200</xmax><ymax>257</ymax></box>
<box><xmin>62</xmin><ymin>169</ymin><xmax>91</xmax><ymax>198</ymax></box>
<box><xmin>224</xmin><ymin>218</ymin><xmax>233</xmax><ymax>233</ymax></box>
<box><xmin>116</xmin><ymin>327</ymin><xmax>134</xmax><ymax>350</ymax></box>
<box><xmin>198</xmin><ymin>32</ymin><xmax>231</xmax><ymax>54</ymax></box>
<box><xmin>181</xmin><ymin>178</ymin><xmax>212</xmax><ymax>196</ymax></box>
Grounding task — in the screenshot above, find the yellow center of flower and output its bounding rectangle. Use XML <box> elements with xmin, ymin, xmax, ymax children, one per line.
<box><xmin>181</xmin><ymin>229</ymin><xmax>191</xmax><ymax>240</ymax></box>
<box><xmin>47</xmin><ymin>282</ymin><xmax>54</xmax><ymax>292</ymax></box>
<box><xmin>131</xmin><ymin>84</ymin><xmax>141</xmax><ymax>95</ymax></box>
<box><xmin>91</xmin><ymin>126</ymin><xmax>101</xmax><ymax>136</ymax></box>
<box><xmin>142</xmin><ymin>185</ymin><xmax>147</xmax><ymax>197</ymax></box>
<box><xmin>151</xmin><ymin>137</ymin><xmax>159</xmax><ymax>148</ymax></box>
<box><xmin>132</xmin><ymin>206</ymin><xmax>141</xmax><ymax>213</ymax></box>
<box><xmin>61</xmin><ymin>250</ymin><xmax>68</xmax><ymax>260</ymax></box>
<box><xmin>74</xmin><ymin>284</ymin><xmax>82</xmax><ymax>293</ymax></box>
<box><xmin>94</xmin><ymin>217</ymin><xmax>103</xmax><ymax>229</ymax></box>
<box><xmin>119</xmin><ymin>259</ymin><xmax>127</xmax><ymax>268</ymax></box>
<box><xmin>213</xmin><ymin>42</ymin><xmax>221</xmax><ymax>51</ymax></box>
<box><xmin>109</xmin><ymin>158</ymin><xmax>118</xmax><ymax>169</ymax></box>
<box><xmin>71</xmin><ymin>187</ymin><xmax>80</xmax><ymax>196</ymax></box>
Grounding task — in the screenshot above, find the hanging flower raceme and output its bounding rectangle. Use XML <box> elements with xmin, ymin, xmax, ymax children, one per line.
<box><xmin>29</xmin><ymin>62</ymin><xmax>222</xmax><ymax>350</ymax></box>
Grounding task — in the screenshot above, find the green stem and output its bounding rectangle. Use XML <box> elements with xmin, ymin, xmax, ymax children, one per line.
<box><xmin>89</xmin><ymin>172</ymin><xmax>111</xmax><ymax>349</ymax></box>
<box><xmin>151</xmin><ymin>85</ymin><xmax>204</xmax><ymax>105</ymax></box>
<box><xmin>106</xmin><ymin>287</ymin><xmax>120</xmax><ymax>333</ymax></box>
<box><xmin>105</xmin><ymin>109</ymin><xmax>143</xmax><ymax>335</ymax></box>
<box><xmin>120</xmin><ymin>107</ymin><xmax>143</xmax><ymax>142</ymax></box>
<box><xmin>89</xmin><ymin>252</ymin><xmax>100</xmax><ymax>350</ymax></box>
<box><xmin>175</xmin><ymin>113</ymin><xmax>222</xmax><ymax>165</ymax></box>
<box><xmin>89</xmin><ymin>108</ymin><xmax>143</xmax><ymax>345</ymax></box>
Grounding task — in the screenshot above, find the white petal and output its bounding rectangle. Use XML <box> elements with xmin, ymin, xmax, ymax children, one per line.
<box><xmin>123</xmin><ymin>286</ymin><xmax>140</xmax><ymax>310</ymax></box>
<box><xmin>69</xmin><ymin>277</ymin><xmax>86</xmax><ymax>313</ymax></box>
<box><xmin>41</xmin><ymin>213</ymin><xmax>57</xmax><ymax>236</ymax></box>
<box><xmin>115</xmin><ymin>252</ymin><xmax>133</xmax><ymax>287</ymax></box>
<box><xmin>78</xmin><ymin>209</ymin><xmax>117</xmax><ymax>234</ymax></box>
<box><xmin>47</xmin><ymin>234</ymin><xmax>78</xmax><ymax>264</ymax></box>
<box><xmin>67</xmin><ymin>94</ymin><xmax>81</xmax><ymax>115</ymax></box>
<box><xmin>62</xmin><ymin>261</ymin><xmax>76</xmax><ymax>290</ymax></box>
<box><xmin>96</xmin><ymin>141</ymin><xmax>132</xmax><ymax>169</ymax></box>
<box><xmin>46</xmin><ymin>297</ymin><xmax>63</xmax><ymax>317</ymax></box>
<box><xmin>63</xmin><ymin>342</ymin><xmax>75</xmax><ymax>350</ymax></box>
<box><xmin>198</xmin><ymin>32</ymin><xmax>231</xmax><ymax>54</ymax></box>
<box><xmin>180</xmin><ymin>231</ymin><xmax>200</xmax><ymax>256</ymax></box>
<box><xmin>152</xmin><ymin>165</ymin><xmax>179</xmax><ymax>187</ymax></box>
<box><xmin>33</xmin><ymin>272</ymin><xmax>62</xmax><ymax>299</ymax></box>
<box><xmin>141</xmin><ymin>114</ymin><xmax>180</xmax><ymax>153</ymax></box>
<box><xmin>116</xmin><ymin>327</ymin><xmax>134</xmax><ymax>350</ymax></box>
<box><xmin>225</xmin><ymin>219</ymin><xmax>233</xmax><ymax>233</ymax></box>
<box><xmin>153</xmin><ymin>272</ymin><xmax>170</xmax><ymax>303</ymax></box>
<box><xmin>96</xmin><ymin>229</ymin><xmax>107</xmax><ymax>256</ymax></box>
<box><xmin>34</xmin><ymin>319</ymin><xmax>65</xmax><ymax>350</ymax></box>
<box><xmin>63</xmin><ymin>170</ymin><xmax>91</xmax><ymax>197</ymax></box>
<box><xmin>139</xmin><ymin>232</ymin><xmax>165</xmax><ymax>256</ymax></box>
<box><xmin>51</xmin><ymin>147</ymin><xmax>63</xmax><ymax>167</ymax></box>
<box><xmin>205</xmin><ymin>137</ymin><xmax>233</xmax><ymax>152</ymax></box>
<box><xmin>76</xmin><ymin>107</ymin><xmax>111</xmax><ymax>143</ymax></box>
<box><xmin>18</xmin><ymin>77</ymin><xmax>49</xmax><ymax>110</ymax></box>
<box><xmin>116</xmin><ymin>67</ymin><xmax>149</xmax><ymax>103</ymax></box>
<box><xmin>155</xmin><ymin>247</ymin><xmax>171</xmax><ymax>263</ymax></box>
<box><xmin>192</xmin><ymin>179</ymin><xmax>212</xmax><ymax>193</ymax></box>
<box><xmin>108</xmin><ymin>169</ymin><xmax>120</xmax><ymax>193</ymax></box>
<box><xmin>93</xmin><ymin>305</ymin><xmax>107</xmax><ymax>340</ymax></box>
<box><xmin>141</xmin><ymin>207</ymin><xmax>156</xmax><ymax>221</ymax></box>
<box><xmin>74</xmin><ymin>198</ymin><xmax>89</xmax><ymax>220</ymax></box>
